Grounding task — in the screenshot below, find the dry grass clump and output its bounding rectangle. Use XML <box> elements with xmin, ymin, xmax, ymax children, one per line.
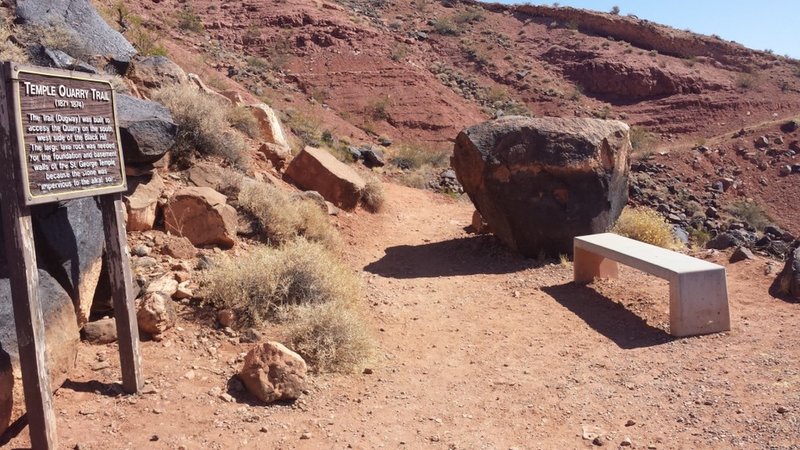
<box><xmin>612</xmin><ymin>207</ymin><xmax>681</xmax><ymax>249</ymax></box>
<box><xmin>23</xmin><ymin>23</ymin><xmax>90</xmax><ymax>60</ymax></box>
<box><xmin>282</xmin><ymin>302</ymin><xmax>374</xmax><ymax>373</ymax></box>
<box><xmin>238</xmin><ymin>181</ymin><xmax>340</xmax><ymax>249</ymax></box>
<box><xmin>204</xmin><ymin>240</ymin><xmax>358</xmax><ymax>326</ymax></box>
<box><xmin>360</xmin><ymin>178</ymin><xmax>385</xmax><ymax>213</ymax></box>
<box><xmin>152</xmin><ymin>83</ymin><xmax>249</xmax><ymax>169</ymax></box>
<box><xmin>724</xmin><ymin>200</ymin><xmax>772</xmax><ymax>231</ymax></box>
<box><xmin>226</xmin><ymin>106</ymin><xmax>260</xmax><ymax>139</ymax></box>
<box><xmin>0</xmin><ymin>22</ymin><xmax>29</xmax><ymax>64</ymax></box>
<box><xmin>390</xmin><ymin>145</ymin><xmax>450</xmax><ymax>170</ymax></box>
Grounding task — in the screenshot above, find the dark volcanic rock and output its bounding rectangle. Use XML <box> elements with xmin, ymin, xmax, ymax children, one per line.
<box><xmin>452</xmin><ymin>116</ymin><xmax>631</xmax><ymax>256</ymax></box>
<box><xmin>117</xmin><ymin>94</ymin><xmax>177</xmax><ymax>164</ymax></box>
<box><xmin>32</xmin><ymin>198</ymin><xmax>106</xmax><ymax>327</ymax></box>
<box><xmin>779</xmin><ymin>242</ymin><xmax>800</xmax><ymax>300</ymax></box>
<box><xmin>16</xmin><ymin>0</ymin><xmax>136</xmax><ymax>61</ymax></box>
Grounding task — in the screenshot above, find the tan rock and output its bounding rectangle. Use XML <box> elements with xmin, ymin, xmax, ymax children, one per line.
<box><xmin>238</xmin><ymin>342</ymin><xmax>307</xmax><ymax>404</ymax></box>
<box><xmin>173</xmin><ymin>281</ymin><xmax>193</xmax><ymax>300</ymax></box>
<box><xmin>471</xmin><ymin>210</ymin><xmax>491</xmax><ymax>234</ymax></box>
<box><xmin>124</xmin><ymin>173</ymin><xmax>165</xmax><ymax>232</ymax></box>
<box><xmin>128</xmin><ymin>56</ymin><xmax>188</xmax><ymax>93</ymax></box>
<box><xmin>162</xmin><ymin>235</ymin><xmax>198</xmax><ymax>260</ymax></box>
<box><xmin>247</xmin><ymin>103</ymin><xmax>290</xmax><ymax>148</ymax></box>
<box><xmin>136</xmin><ymin>292</ymin><xmax>176</xmax><ymax>341</ymax></box>
<box><xmin>146</xmin><ymin>274</ymin><xmax>178</xmax><ymax>297</ymax></box>
<box><xmin>284</xmin><ymin>146</ymin><xmax>366</xmax><ymax>211</ymax></box>
<box><xmin>258</xmin><ymin>142</ymin><xmax>292</xmax><ymax>171</ymax></box>
<box><xmin>83</xmin><ymin>318</ymin><xmax>118</xmax><ymax>344</ymax></box>
<box><xmin>164</xmin><ymin>187</ymin><xmax>237</xmax><ymax>248</ymax></box>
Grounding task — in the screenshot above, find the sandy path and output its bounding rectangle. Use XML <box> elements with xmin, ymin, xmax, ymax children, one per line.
<box><xmin>4</xmin><ymin>183</ymin><xmax>800</xmax><ymax>449</ymax></box>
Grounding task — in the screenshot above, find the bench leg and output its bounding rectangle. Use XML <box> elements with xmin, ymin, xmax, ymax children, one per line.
<box><xmin>669</xmin><ymin>269</ymin><xmax>731</xmax><ymax>337</ymax></box>
<box><xmin>573</xmin><ymin>246</ymin><xmax>619</xmax><ymax>283</ymax></box>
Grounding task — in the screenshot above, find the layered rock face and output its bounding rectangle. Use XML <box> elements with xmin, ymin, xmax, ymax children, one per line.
<box><xmin>452</xmin><ymin>116</ymin><xmax>631</xmax><ymax>256</ymax></box>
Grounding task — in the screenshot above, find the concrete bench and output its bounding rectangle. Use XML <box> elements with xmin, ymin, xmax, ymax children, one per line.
<box><xmin>573</xmin><ymin>233</ymin><xmax>730</xmax><ymax>337</ymax></box>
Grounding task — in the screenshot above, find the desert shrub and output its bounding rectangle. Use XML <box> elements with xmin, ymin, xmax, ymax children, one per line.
<box><xmin>390</xmin><ymin>145</ymin><xmax>449</xmax><ymax>170</ymax></box>
<box><xmin>177</xmin><ymin>7</ymin><xmax>204</xmax><ymax>33</ymax></box>
<box><xmin>0</xmin><ymin>22</ymin><xmax>29</xmax><ymax>64</ymax></box>
<box><xmin>152</xmin><ymin>83</ymin><xmax>249</xmax><ymax>169</ymax></box>
<box><xmin>724</xmin><ymin>200</ymin><xmax>771</xmax><ymax>231</ymax></box>
<box><xmin>126</xmin><ymin>18</ymin><xmax>168</xmax><ymax>56</ymax></box>
<box><xmin>736</xmin><ymin>73</ymin><xmax>756</xmax><ymax>90</ymax></box>
<box><xmin>204</xmin><ymin>240</ymin><xmax>358</xmax><ymax>326</ymax></box>
<box><xmin>612</xmin><ymin>207</ymin><xmax>681</xmax><ymax>249</ymax></box>
<box><xmin>361</xmin><ymin>178</ymin><xmax>386</xmax><ymax>213</ymax></box>
<box><xmin>432</xmin><ymin>18</ymin><xmax>459</xmax><ymax>36</ymax></box>
<box><xmin>284</xmin><ymin>110</ymin><xmax>322</xmax><ymax>149</ymax></box>
<box><xmin>389</xmin><ymin>42</ymin><xmax>408</xmax><ymax>61</ymax></box>
<box><xmin>689</xmin><ymin>227</ymin><xmax>711</xmax><ymax>248</ymax></box>
<box><xmin>629</xmin><ymin>126</ymin><xmax>657</xmax><ymax>156</ymax></box>
<box><xmin>282</xmin><ymin>301</ymin><xmax>373</xmax><ymax>373</ymax></box>
<box><xmin>610</xmin><ymin>5</ymin><xmax>620</xmax><ymax>14</ymax></box>
<box><xmin>226</xmin><ymin>106</ymin><xmax>260</xmax><ymax>139</ymax></box>
<box><xmin>453</xmin><ymin>9</ymin><xmax>484</xmax><ymax>24</ymax></box>
<box><xmin>238</xmin><ymin>181</ymin><xmax>340</xmax><ymax>249</ymax></box>
<box><xmin>367</xmin><ymin>95</ymin><xmax>392</xmax><ymax>121</ymax></box>
<box><xmin>399</xmin><ymin>170</ymin><xmax>429</xmax><ymax>189</ymax></box>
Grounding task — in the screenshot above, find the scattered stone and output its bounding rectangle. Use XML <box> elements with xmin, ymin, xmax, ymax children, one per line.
<box><xmin>754</xmin><ymin>136</ymin><xmax>770</xmax><ymax>148</ymax></box>
<box><xmin>778</xmin><ymin>406</ymin><xmax>790</xmax><ymax>414</ymax></box>
<box><xmin>136</xmin><ymin>292</ymin><xmax>176</xmax><ymax>341</ymax></box>
<box><xmin>452</xmin><ymin>117</ymin><xmax>629</xmax><ymax>256</ymax></box>
<box><xmin>361</xmin><ymin>147</ymin><xmax>386</xmax><ymax>168</ymax></box>
<box><xmin>258</xmin><ymin>142</ymin><xmax>292</xmax><ymax>171</ymax></box>
<box><xmin>146</xmin><ymin>274</ymin><xmax>178</xmax><ymax>297</ymax></box>
<box><xmin>592</xmin><ymin>436</ymin><xmax>605</xmax><ymax>446</ymax></box>
<box><xmin>131</xmin><ymin>244</ymin><xmax>151</xmax><ymax>257</ymax></box>
<box><xmin>116</xmin><ymin>94</ymin><xmax>178</xmax><ymax>164</ymax></box>
<box><xmin>164</xmin><ymin>187</ymin><xmax>238</xmax><ymax>248</ymax></box>
<box><xmin>125</xmin><ymin>173</ymin><xmax>165</xmax><ymax>232</ymax></box>
<box><xmin>239</xmin><ymin>328</ymin><xmax>263</xmax><ymax>344</ymax></box>
<box><xmin>162</xmin><ymin>236</ymin><xmax>197</xmax><ymax>260</ymax></box>
<box><xmin>238</xmin><ymin>342</ymin><xmax>308</xmax><ymax>404</ymax></box>
<box><xmin>217</xmin><ymin>309</ymin><xmax>236</xmax><ymax>328</ymax></box>
<box><xmin>284</xmin><ymin>146</ymin><xmax>366</xmax><ymax>211</ymax></box>
<box><xmin>625</xmin><ymin>419</ymin><xmax>636</xmax><ymax>427</ymax></box>
<box><xmin>779</xmin><ymin>165</ymin><xmax>793</xmax><ymax>176</ymax></box>
<box><xmin>730</xmin><ymin>246</ymin><xmax>755</xmax><ymax>263</ymax></box>
<box><xmin>621</xmin><ymin>437</ymin><xmax>632</xmax><ymax>447</ymax></box>
<box><xmin>173</xmin><ymin>282</ymin><xmax>193</xmax><ymax>300</ymax></box>
<box><xmin>134</xmin><ymin>256</ymin><xmax>158</xmax><ymax>269</ymax></box>
<box><xmin>300</xmin><ymin>432</ymin><xmax>312</xmax><ymax>440</ymax></box>
<box><xmin>219</xmin><ymin>393</ymin><xmax>235</xmax><ymax>403</ymax></box>
<box><xmin>128</xmin><ymin>56</ymin><xmax>188</xmax><ymax>92</ymax></box>
<box><xmin>363</xmin><ymin>368</ymin><xmax>374</xmax><ymax>375</ymax></box>
<box><xmin>83</xmin><ymin>318</ymin><xmax>118</xmax><ymax>344</ymax></box>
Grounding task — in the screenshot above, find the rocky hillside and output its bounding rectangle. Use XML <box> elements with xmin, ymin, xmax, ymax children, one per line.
<box><xmin>86</xmin><ymin>0</ymin><xmax>800</xmax><ymax>234</ymax></box>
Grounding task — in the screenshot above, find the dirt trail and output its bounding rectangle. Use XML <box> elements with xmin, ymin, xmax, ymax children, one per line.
<box><xmin>4</xmin><ymin>183</ymin><xmax>800</xmax><ymax>450</ymax></box>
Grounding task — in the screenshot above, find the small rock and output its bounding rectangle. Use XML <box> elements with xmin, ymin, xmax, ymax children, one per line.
<box><xmin>363</xmin><ymin>368</ymin><xmax>374</xmax><ymax>375</ymax></box>
<box><xmin>592</xmin><ymin>436</ymin><xmax>605</xmax><ymax>446</ymax></box>
<box><xmin>83</xmin><ymin>318</ymin><xmax>118</xmax><ymax>344</ymax></box>
<box><xmin>300</xmin><ymin>432</ymin><xmax>312</xmax><ymax>440</ymax></box>
<box><xmin>778</xmin><ymin>406</ymin><xmax>789</xmax><ymax>414</ymax></box>
<box><xmin>217</xmin><ymin>309</ymin><xmax>236</xmax><ymax>327</ymax></box>
<box><xmin>132</xmin><ymin>244</ymin><xmax>151</xmax><ymax>256</ymax></box>
<box><xmin>219</xmin><ymin>393</ymin><xmax>235</xmax><ymax>403</ymax></box>
<box><xmin>146</xmin><ymin>274</ymin><xmax>179</xmax><ymax>297</ymax></box>
<box><xmin>238</xmin><ymin>342</ymin><xmax>308</xmax><ymax>404</ymax></box>
<box><xmin>621</xmin><ymin>437</ymin><xmax>632</xmax><ymax>447</ymax></box>
<box><xmin>136</xmin><ymin>292</ymin><xmax>177</xmax><ymax>341</ymax></box>
<box><xmin>625</xmin><ymin>419</ymin><xmax>636</xmax><ymax>427</ymax></box>
<box><xmin>730</xmin><ymin>246</ymin><xmax>755</xmax><ymax>263</ymax></box>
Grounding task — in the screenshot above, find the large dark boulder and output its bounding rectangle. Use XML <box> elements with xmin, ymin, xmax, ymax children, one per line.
<box><xmin>0</xmin><ymin>269</ymin><xmax>80</xmax><ymax>436</ymax></box>
<box><xmin>16</xmin><ymin>0</ymin><xmax>136</xmax><ymax>62</ymax></box>
<box><xmin>32</xmin><ymin>198</ymin><xmax>106</xmax><ymax>326</ymax></box>
<box><xmin>452</xmin><ymin>116</ymin><xmax>631</xmax><ymax>256</ymax></box>
<box><xmin>779</xmin><ymin>242</ymin><xmax>800</xmax><ymax>300</ymax></box>
<box><xmin>117</xmin><ymin>94</ymin><xmax>177</xmax><ymax>164</ymax></box>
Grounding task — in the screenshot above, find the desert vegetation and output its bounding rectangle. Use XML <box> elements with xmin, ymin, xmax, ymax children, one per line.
<box><xmin>612</xmin><ymin>207</ymin><xmax>682</xmax><ymax>249</ymax></box>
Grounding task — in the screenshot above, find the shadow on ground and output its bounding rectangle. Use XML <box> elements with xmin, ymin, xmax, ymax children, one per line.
<box><xmin>363</xmin><ymin>235</ymin><xmax>542</xmax><ymax>279</ymax></box>
<box><xmin>542</xmin><ymin>283</ymin><xmax>674</xmax><ymax>349</ymax></box>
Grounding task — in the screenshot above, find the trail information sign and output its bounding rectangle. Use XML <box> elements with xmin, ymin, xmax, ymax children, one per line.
<box><xmin>0</xmin><ymin>63</ymin><xmax>141</xmax><ymax>450</ymax></box>
<box><xmin>15</xmin><ymin>67</ymin><xmax>126</xmax><ymax>204</ymax></box>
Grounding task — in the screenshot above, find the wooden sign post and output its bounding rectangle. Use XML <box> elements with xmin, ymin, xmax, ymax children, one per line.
<box><xmin>0</xmin><ymin>62</ymin><xmax>142</xmax><ymax>449</ymax></box>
